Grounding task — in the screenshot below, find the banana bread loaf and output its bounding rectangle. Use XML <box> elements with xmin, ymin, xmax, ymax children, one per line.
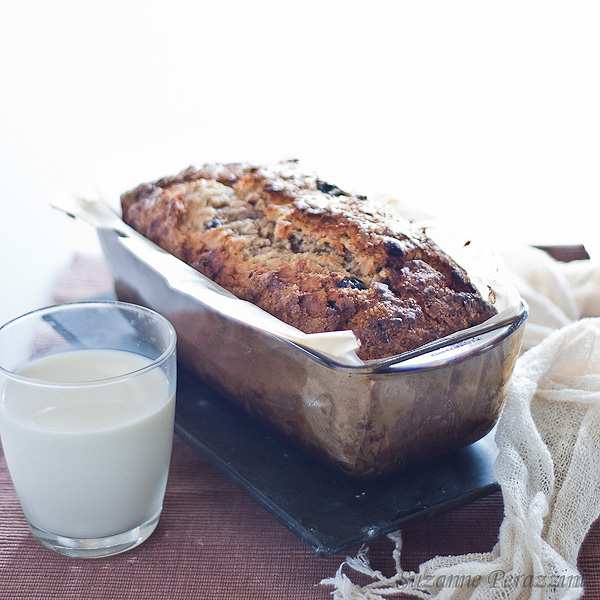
<box><xmin>121</xmin><ymin>160</ymin><xmax>497</xmax><ymax>360</ymax></box>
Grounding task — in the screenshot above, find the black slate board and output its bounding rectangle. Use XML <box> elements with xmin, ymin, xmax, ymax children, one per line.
<box><xmin>174</xmin><ymin>365</ymin><xmax>500</xmax><ymax>557</ymax></box>
<box><xmin>45</xmin><ymin>297</ymin><xmax>501</xmax><ymax>557</ymax></box>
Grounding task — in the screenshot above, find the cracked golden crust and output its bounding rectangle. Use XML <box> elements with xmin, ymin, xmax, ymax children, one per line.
<box><xmin>121</xmin><ymin>160</ymin><xmax>497</xmax><ymax>360</ymax></box>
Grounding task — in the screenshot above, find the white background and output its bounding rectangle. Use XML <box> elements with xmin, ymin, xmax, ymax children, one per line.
<box><xmin>1</xmin><ymin>1</ymin><xmax>599</xmax><ymax>325</ymax></box>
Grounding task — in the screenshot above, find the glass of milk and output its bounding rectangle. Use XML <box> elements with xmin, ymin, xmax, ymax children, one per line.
<box><xmin>0</xmin><ymin>301</ymin><xmax>177</xmax><ymax>558</ymax></box>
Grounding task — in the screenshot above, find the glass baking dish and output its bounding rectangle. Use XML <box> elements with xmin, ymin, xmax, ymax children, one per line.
<box><xmin>98</xmin><ymin>227</ymin><xmax>527</xmax><ymax>478</ymax></box>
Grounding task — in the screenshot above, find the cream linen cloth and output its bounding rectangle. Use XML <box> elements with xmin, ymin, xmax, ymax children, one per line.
<box><xmin>321</xmin><ymin>246</ymin><xmax>600</xmax><ymax>600</ymax></box>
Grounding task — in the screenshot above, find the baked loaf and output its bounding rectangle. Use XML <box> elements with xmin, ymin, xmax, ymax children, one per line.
<box><xmin>121</xmin><ymin>160</ymin><xmax>497</xmax><ymax>360</ymax></box>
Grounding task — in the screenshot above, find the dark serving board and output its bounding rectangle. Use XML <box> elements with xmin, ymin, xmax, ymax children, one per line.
<box><xmin>174</xmin><ymin>365</ymin><xmax>499</xmax><ymax>557</ymax></box>
<box><xmin>79</xmin><ymin>293</ymin><xmax>500</xmax><ymax>556</ymax></box>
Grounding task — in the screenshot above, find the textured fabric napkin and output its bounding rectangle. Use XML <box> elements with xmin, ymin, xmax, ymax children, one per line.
<box><xmin>321</xmin><ymin>247</ymin><xmax>600</xmax><ymax>600</ymax></box>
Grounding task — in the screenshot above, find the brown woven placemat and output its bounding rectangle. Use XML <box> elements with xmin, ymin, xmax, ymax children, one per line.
<box><xmin>0</xmin><ymin>254</ymin><xmax>598</xmax><ymax>600</ymax></box>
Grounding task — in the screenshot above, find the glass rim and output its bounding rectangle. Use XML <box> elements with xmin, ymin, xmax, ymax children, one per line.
<box><xmin>0</xmin><ymin>300</ymin><xmax>177</xmax><ymax>388</ymax></box>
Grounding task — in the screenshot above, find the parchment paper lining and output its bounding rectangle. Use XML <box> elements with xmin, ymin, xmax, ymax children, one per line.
<box><xmin>52</xmin><ymin>192</ymin><xmax>520</xmax><ymax>367</ymax></box>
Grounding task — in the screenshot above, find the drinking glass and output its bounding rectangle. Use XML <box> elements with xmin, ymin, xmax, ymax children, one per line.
<box><xmin>0</xmin><ymin>301</ymin><xmax>177</xmax><ymax>558</ymax></box>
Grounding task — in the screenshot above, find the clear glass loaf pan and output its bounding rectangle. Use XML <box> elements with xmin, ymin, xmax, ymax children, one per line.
<box><xmin>98</xmin><ymin>227</ymin><xmax>527</xmax><ymax>478</ymax></box>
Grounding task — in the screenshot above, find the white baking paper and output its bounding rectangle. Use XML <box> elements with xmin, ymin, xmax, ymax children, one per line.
<box><xmin>52</xmin><ymin>191</ymin><xmax>521</xmax><ymax>368</ymax></box>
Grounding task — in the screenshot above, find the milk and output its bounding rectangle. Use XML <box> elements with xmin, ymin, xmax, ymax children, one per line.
<box><xmin>0</xmin><ymin>349</ymin><xmax>175</xmax><ymax>539</ymax></box>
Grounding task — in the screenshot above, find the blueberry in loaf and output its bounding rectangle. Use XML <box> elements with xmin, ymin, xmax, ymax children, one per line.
<box><xmin>121</xmin><ymin>160</ymin><xmax>497</xmax><ymax>361</ymax></box>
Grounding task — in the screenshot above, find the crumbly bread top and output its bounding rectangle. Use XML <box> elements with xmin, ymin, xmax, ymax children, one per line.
<box><xmin>121</xmin><ymin>160</ymin><xmax>497</xmax><ymax>360</ymax></box>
